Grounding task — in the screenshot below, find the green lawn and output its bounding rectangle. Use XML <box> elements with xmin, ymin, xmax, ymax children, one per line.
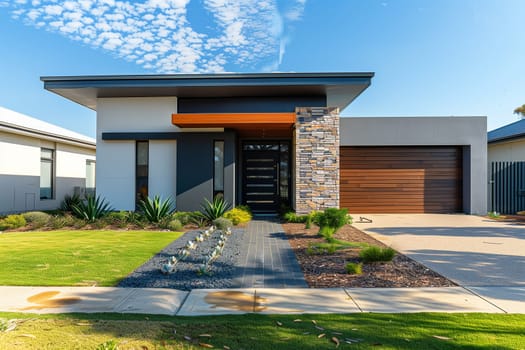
<box><xmin>0</xmin><ymin>230</ymin><xmax>182</xmax><ymax>286</ymax></box>
<box><xmin>0</xmin><ymin>312</ymin><xmax>523</xmax><ymax>349</ymax></box>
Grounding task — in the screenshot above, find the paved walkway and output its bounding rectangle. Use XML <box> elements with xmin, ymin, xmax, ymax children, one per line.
<box><xmin>1</xmin><ymin>286</ymin><xmax>524</xmax><ymax>316</ymax></box>
<box><xmin>232</xmin><ymin>219</ymin><xmax>308</xmax><ymax>288</ymax></box>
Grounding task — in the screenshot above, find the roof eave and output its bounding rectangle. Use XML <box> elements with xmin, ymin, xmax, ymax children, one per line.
<box><xmin>41</xmin><ymin>72</ymin><xmax>374</xmax><ymax>111</ymax></box>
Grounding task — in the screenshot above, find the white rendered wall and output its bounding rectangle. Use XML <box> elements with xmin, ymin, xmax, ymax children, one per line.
<box><xmin>340</xmin><ymin>117</ymin><xmax>487</xmax><ymax>215</ymax></box>
<box><xmin>56</xmin><ymin>143</ymin><xmax>96</xmax><ymax>178</ymax></box>
<box><xmin>0</xmin><ymin>131</ymin><xmax>40</xmax><ymax>176</ymax></box>
<box><xmin>0</xmin><ymin>131</ymin><xmax>95</xmax><ymax>214</ymax></box>
<box><xmin>96</xmin><ymin>97</ymin><xmax>178</xmax><ymax>210</ymax></box>
<box><xmin>488</xmin><ymin>139</ymin><xmax>525</xmax><ymax>163</ymax></box>
<box><xmin>149</xmin><ymin>140</ymin><xmax>177</xmax><ymax>205</ymax></box>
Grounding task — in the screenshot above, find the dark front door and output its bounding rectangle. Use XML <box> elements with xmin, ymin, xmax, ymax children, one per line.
<box><xmin>242</xmin><ymin>149</ymin><xmax>280</xmax><ymax>213</ymax></box>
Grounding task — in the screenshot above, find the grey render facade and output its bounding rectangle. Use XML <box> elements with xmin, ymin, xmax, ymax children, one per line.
<box><xmin>41</xmin><ymin>73</ymin><xmax>487</xmax><ymax>215</ymax></box>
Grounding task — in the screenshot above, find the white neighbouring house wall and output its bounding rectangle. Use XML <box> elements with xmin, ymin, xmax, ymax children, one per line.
<box><xmin>0</xmin><ymin>107</ymin><xmax>96</xmax><ymax>214</ymax></box>
<box><xmin>96</xmin><ymin>97</ymin><xmax>179</xmax><ymax>211</ymax></box>
<box><xmin>488</xmin><ymin>139</ymin><xmax>525</xmax><ymax>163</ymax></box>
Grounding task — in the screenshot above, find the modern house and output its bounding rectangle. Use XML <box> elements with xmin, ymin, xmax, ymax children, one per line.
<box><xmin>41</xmin><ymin>73</ymin><xmax>487</xmax><ymax>215</ymax></box>
<box><xmin>0</xmin><ymin>106</ymin><xmax>96</xmax><ymax>214</ymax></box>
<box><xmin>487</xmin><ymin>118</ymin><xmax>525</xmax><ymax>213</ymax></box>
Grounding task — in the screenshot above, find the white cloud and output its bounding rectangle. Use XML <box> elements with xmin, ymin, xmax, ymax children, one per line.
<box><xmin>5</xmin><ymin>0</ymin><xmax>307</xmax><ymax>73</ymax></box>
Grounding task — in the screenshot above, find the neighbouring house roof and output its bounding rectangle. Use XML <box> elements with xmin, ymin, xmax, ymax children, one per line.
<box><xmin>40</xmin><ymin>72</ymin><xmax>374</xmax><ymax>112</ymax></box>
<box><xmin>0</xmin><ymin>106</ymin><xmax>95</xmax><ymax>148</ymax></box>
<box><xmin>488</xmin><ymin>118</ymin><xmax>525</xmax><ymax>144</ymax></box>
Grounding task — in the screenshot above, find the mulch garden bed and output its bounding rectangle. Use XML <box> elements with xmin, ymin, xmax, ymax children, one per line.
<box><xmin>283</xmin><ymin>223</ymin><xmax>456</xmax><ymax>288</ymax></box>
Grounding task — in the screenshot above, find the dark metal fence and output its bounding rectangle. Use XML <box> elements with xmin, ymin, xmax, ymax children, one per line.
<box><xmin>490</xmin><ymin>161</ymin><xmax>525</xmax><ymax>214</ymax></box>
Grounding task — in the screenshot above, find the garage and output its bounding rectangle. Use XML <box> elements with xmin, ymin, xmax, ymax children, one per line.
<box><xmin>340</xmin><ymin>146</ymin><xmax>463</xmax><ymax>213</ymax></box>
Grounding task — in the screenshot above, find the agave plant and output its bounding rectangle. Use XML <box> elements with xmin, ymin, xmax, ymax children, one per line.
<box><xmin>60</xmin><ymin>193</ymin><xmax>82</xmax><ymax>212</ymax></box>
<box><xmin>200</xmin><ymin>196</ymin><xmax>231</xmax><ymax>222</ymax></box>
<box><xmin>138</xmin><ymin>195</ymin><xmax>174</xmax><ymax>223</ymax></box>
<box><xmin>71</xmin><ymin>195</ymin><xmax>113</xmax><ymax>222</ymax></box>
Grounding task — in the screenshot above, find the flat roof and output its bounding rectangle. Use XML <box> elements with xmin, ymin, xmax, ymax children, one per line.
<box><xmin>41</xmin><ymin>72</ymin><xmax>374</xmax><ymax>111</ymax></box>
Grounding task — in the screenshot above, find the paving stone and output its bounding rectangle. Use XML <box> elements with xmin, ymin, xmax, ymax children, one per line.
<box><xmin>345</xmin><ymin>287</ymin><xmax>504</xmax><ymax>313</ymax></box>
<box><xmin>467</xmin><ymin>286</ymin><xmax>525</xmax><ymax>313</ymax></box>
<box><xmin>177</xmin><ymin>289</ymin><xmax>256</xmax><ymax>316</ymax></box>
<box><xmin>255</xmin><ymin>288</ymin><xmax>360</xmax><ymax>314</ymax></box>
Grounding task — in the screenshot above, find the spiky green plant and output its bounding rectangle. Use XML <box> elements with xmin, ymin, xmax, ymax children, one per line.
<box><xmin>71</xmin><ymin>195</ymin><xmax>113</xmax><ymax>223</ymax></box>
<box><xmin>60</xmin><ymin>193</ymin><xmax>82</xmax><ymax>212</ymax></box>
<box><xmin>200</xmin><ymin>196</ymin><xmax>231</xmax><ymax>221</ymax></box>
<box><xmin>138</xmin><ymin>195</ymin><xmax>174</xmax><ymax>223</ymax></box>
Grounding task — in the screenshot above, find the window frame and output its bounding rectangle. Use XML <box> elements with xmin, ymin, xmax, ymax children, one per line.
<box><xmin>213</xmin><ymin>140</ymin><xmax>225</xmax><ymax>198</ymax></box>
<box><xmin>40</xmin><ymin>148</ymin><xmax>54</xmax><ymax>200</ymax></box>
<box><xmin>135</xmin><ymin>140</ymin><xmax>149</xmax><ymax>208</ymax></box>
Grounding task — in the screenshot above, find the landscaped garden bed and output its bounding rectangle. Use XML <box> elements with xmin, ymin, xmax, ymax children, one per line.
<box><xmin>118</xmin><ymin>226</ymin><xmax>245</xmax><ymax>290</ymax></box>
<box><xmin>283</xmin><ymin>222</ymin><xmax>456</xmax><ymax>288</ymax></box>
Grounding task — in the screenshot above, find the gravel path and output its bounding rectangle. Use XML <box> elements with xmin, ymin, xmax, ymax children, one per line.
<box><xmin>118</xmin><ymin>227</ymin><xmax>244</xmax><ymax>291</ymax></box>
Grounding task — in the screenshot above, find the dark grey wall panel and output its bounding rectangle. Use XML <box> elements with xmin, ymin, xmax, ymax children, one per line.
<box><xmin>178</xmin><ymin>96</ymin><xmax>326</xmax><ymax>113</ymax></box>
<box><xmin>176</xmin><ymin>131</ymin><xmax>235</xmax><ymax>211</ymax></box>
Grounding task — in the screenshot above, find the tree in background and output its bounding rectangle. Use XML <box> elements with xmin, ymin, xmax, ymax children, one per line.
<box><xmin>514</xmin><ymin>104</ymin><xmax>525</xmax><ymax>119</ymax></box>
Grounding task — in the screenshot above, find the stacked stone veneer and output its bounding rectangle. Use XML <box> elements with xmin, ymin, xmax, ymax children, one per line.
<box><xmin>295</xmin><ymin>107</ymin><xmax>340</xmax><ymax>214</ymax></box>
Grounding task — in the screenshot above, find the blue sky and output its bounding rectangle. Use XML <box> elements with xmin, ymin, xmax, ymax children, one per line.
<box><xmin>0</xmin><ymin>0</ymin><xmax>524</xmax><ymax>138</ymax></box>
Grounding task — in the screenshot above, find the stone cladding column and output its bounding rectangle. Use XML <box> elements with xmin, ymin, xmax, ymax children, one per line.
<box><xmin>294</xmin><ymin>107</ymin><xmax>340</xmax><ymax>215</ymax></box>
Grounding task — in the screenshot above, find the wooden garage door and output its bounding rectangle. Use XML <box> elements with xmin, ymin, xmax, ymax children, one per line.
<box><xmin>340</xmin><ymin>146</ymin><xmax>463</xmax><ymax>213</ymax></box>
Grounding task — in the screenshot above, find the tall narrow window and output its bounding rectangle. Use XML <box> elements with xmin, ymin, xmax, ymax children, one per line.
<box><xmin>136</xmin><ymin>141</ymin><xmax>149</xmax><ymax>207</ymax></box>
<box><xmin>40</xmin><ymin>148</ymin><xmax>54</xmax><ymax>199</ymax></box>
<box><xmin>86</xmin><ymin>160</ymin><xmax>96</xmax><ymax>197</ymax></box>
<box><xmin>213</xmin><ymin>140</ymin><xmax>224</xmax><ymax>198</ymax></box>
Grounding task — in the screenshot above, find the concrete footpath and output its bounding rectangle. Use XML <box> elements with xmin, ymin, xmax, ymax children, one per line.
<box><xmin>0</xmin><ymin>286</ymin><xmax>523</xmax><ymax>316</ymax></box>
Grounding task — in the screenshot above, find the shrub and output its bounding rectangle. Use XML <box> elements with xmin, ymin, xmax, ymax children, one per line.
<box><xmin>189</xmin><ymin>211</ymin><xmax>208</xmax><ymax>227</ymax></box>
<box><xmin>125</xmin><ymin>211</ymin><xmax>146</xmax><ymax>227</ymax></box>
<box><xmin>172</xmin><ymin>211</ymin><xmax>192</xmax><ymax>225</ymax></box>
<box><xmin>316</xmin><ymin>208</ymin><xmax>349</xmax><ymax>242</ymax></box>
<box><xmin>305</xmin><ymin>211</ymin><xmax>323</xmax><ymax>229</ymax></box>
<box><xmin>138</xmin><ymin>195</ymin><xmax>174</xmax><ymax>223</ymax></box>
<box><xmin>359</xmin><ymin>246</ymin><xmax>396</xmax><ymax>263</ymax></box>
<box><xmin>224</xmin><ymin>207</ymin><xmax>252</xmax><ymax>225</ymax></box>
<box><xmin>345</xmin><ymin>262</ymin><xmax>363</xmax><ymax>275</ymax></box>
<box><xmin>166</xmin><ymin>219</ymin><xmax>183</xmax><ymax>231</ymax></box>
<box><xmin>0</xmin><ymin>214</ymin><xmax>26</xmax><ymax>230</ymax></box>
<box><xmin>200</xmin><ymin>196</ymin><xmax>231</xmax><ymax>221</ymax></box>
<box><xmin>104</xmin><ymin>211</ymin><xmax>130</xmax><ymax>228</ymax></box>
<box><xmin>72</xmin><ymin>218</ymin><xmax>87</xmax><ymax>229</ymax></box>
<box><xmin>22</xmin><ymin>211</ymin><xmax>50</xmax><ymax>228</ymax></box>
<box><xmin>213</xmin><ymin>217</ymin><xmax>233</xmax><ymax>230</ymax></box>
<box><xmin>236</xmin><ymin>204</ymin><xmax>252</xmax><ymax>214</ymax></box>
<box><xmin>60</xmin><ymin>193</ymin><xmax>82</xmax><ymax>212</ymax></box>
<box><xmin>48</xmin><ymin>214</ymin><xmax>76</xmax><ymax>229</ymax></box>
<box><xmin>71</xmin><ymin>195</ymin><xmax>113</xmax><ymax>223</ymax></box>
<box><xmin>283</xmin><ymin>211</ymin><xmax>308</xmax><ymax>223</ymax></box>
<box><xmin>345</xmin><ymin>213</ymin><xmax>353</xmax><ymax>225</ymax></box>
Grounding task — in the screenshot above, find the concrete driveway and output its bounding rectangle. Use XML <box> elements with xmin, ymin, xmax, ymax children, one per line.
<box><xmin>352</xmin><ymin>214</ymin><xmax>525</xmax><ymax>288</ymax></box>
